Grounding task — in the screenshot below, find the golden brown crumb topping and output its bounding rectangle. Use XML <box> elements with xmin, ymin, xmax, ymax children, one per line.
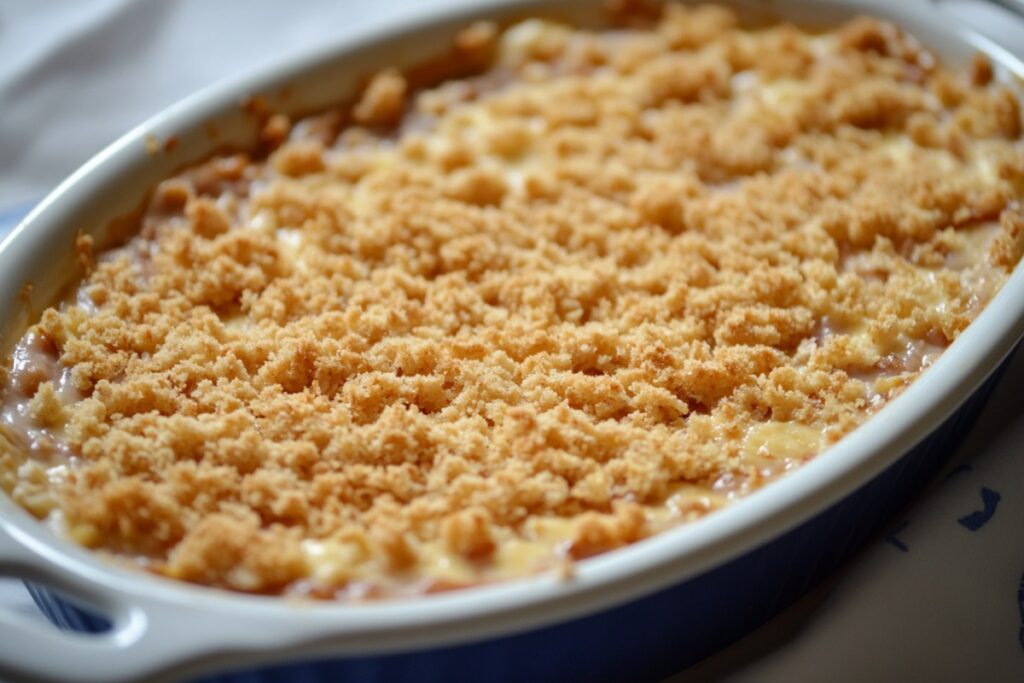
<box><xmin>1</xmin><ymin>6</ymin><xmax>1023</xmax><ymax>598</ymax></box>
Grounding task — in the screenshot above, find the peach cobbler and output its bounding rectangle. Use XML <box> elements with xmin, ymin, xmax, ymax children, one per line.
<box><xmin>1</xmin><ymin>5</ymin><xmax>1023</xmax><ymax>598</ymax></box>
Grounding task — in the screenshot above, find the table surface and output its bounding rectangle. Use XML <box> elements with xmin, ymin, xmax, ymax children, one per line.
<box><xmin>1</xmin><ymin>1</ymin><xmax>1023</xmax><ymax>681</ymax></box>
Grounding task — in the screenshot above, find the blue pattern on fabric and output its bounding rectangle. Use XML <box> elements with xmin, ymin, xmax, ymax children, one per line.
<box><xmin>957</xmin><ymin>487</ymin><xmax>1001</xmax><ymax>531</ymax></box>
<box><xmin>885</xmin><ymin>519</ymin><xmax>910</xmax><ymax>552</ymax></box>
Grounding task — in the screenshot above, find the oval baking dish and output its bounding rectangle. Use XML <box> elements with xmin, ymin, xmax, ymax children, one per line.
<box><xmin>2</xmin><ymin>1</ymin><xmax>1024</xmax><ymax>681</ymax></box>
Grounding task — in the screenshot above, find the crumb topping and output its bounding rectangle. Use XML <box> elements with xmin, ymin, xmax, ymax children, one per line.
<box><xmin>2</xmin><ymin>6</ymin><xmax>1023</xmax><ymax>598</ymax></box>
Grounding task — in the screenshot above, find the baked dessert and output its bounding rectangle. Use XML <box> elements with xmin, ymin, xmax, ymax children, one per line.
<box><xmin>1</xmin><ymin>4</ymin><xmax>1022</xmax><ymax>599</ymax></box>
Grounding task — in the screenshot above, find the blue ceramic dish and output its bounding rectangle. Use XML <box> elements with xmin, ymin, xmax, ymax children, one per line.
<box><xmin>26</xmin><ymin>356</ymin><xmax>1010</xmax><ymax>682</ymax></box>
<box><xmin>1</xmin><ymin>1</ymin><xmax>1023</xmax><ymax>681</ymax></box>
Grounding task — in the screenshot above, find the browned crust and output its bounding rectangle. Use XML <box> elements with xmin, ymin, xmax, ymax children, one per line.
<box><xmin>1</xmin><ymin>6</ymin><xmax>1022</xmax><ymax>597</ymax></box>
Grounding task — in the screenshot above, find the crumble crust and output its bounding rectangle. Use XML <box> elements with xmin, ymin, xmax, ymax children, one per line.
<box><xmin>2</xmin><ymin>6</ymin><xmax>1023</xmax><ymax>597</ymax></box>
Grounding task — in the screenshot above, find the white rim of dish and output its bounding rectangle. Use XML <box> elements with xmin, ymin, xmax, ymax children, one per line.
<box><xmin>0</xmin><ymin>0</ymin><xmax>1023</xmax><ymax>680</ymax></box>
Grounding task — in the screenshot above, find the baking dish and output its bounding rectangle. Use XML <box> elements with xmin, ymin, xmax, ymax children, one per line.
<box><xmin>1</xmin><ymin>0</ymin><xmax>1023</xmax><ymax>681</ymax></box>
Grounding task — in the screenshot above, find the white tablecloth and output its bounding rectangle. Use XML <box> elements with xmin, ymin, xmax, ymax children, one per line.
<box><xmin>1</xmin><ymin>1</ymin><xmax>1023</xmax><ymax>680</ymax></box>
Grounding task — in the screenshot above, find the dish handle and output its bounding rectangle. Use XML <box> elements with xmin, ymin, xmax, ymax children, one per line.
<box><xmin>0</xmin><ymin>517</ymin><xmax>268</xmax><ymax>683</ymax></box>
<box><xmin>0</xmin><ymin>520</ymin><xmax>154</xmax><ymax>682</ymax></box>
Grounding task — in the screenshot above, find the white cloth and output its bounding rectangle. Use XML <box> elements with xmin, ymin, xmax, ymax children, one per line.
<box><xmin>1</xmin><ymin>2</ymin><xmax>1023</xmax><ymax>680</ymax></box>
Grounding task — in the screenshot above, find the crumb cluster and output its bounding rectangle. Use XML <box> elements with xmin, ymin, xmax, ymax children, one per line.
<box><xmin>2</xmin><ymin>5</ymin><xmax>1023</xmax><ymax>597</ymax></box>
